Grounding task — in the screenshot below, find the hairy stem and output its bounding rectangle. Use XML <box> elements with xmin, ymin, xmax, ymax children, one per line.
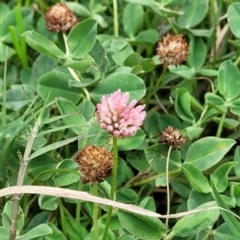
<box><xmin>113</xmin><ymin>0</ymin><xmax>119</xmax><ymax>37</ymax></box>
<box><xmin>62</xmin><ymin>33</ymin><xmax>90</xmax><ymax>101</ymax></box>
<box><xmin>93</xmin><ymin>182</ymin><xmax>99</xmax><ymax>240</ymax></box>
<box><xmin>102</xmin><ymin>137</ymin><xmax>118</xmax><ymax>240</ymax></box>
<box><xmin>165</xmin><ymin>146</ymin><xmax>173</xmax><ymax>227</ymax></box>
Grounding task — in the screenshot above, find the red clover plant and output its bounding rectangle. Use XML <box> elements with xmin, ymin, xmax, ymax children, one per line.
<box><xmin>1</xmin><ymin>1</ymin><xmax>240</xmax><ymax>240</ymax></box>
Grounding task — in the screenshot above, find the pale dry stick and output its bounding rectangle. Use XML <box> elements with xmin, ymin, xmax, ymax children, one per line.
<box><xmin>0</xmin><ymin>185</ymin><xmax>229</xmax><ymax>219</ymax></box>
<box><xmin>9</xmin><ymin>119</ymin><xmax>41</xmax><ymax>240</ymax></box>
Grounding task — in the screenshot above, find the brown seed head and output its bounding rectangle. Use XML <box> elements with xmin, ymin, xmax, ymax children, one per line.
<box><xmin>45</xmin><ymin>3</ymin><xmax>78</xmax><ymax>33</ymax></box>
<box><xmin>156</xmin><ymin>33</ymin><xmax>189</xmax><ymax>67</ymax></box>
<box><xmin>77</xmin><ymin>145</ymin><xmax>113</xmax><ymax>183</ymax></box>
<box><xmin>159</xmin><ymin>126</ymin><xmax>186</xmax><ymax>149</ymax></box>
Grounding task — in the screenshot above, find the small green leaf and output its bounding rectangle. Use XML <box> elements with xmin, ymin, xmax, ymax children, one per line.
<box><xmin>2</xmin><ymin>201</ymin><xmax>24</xmax><ymax>233</ymax></box>
<box><xmin>56</xmin><ymin>97</ymin><xmax>87</xmax><ymax>135</ymax></box>
<box><xmin>88</xmin><ymin>40</ymin><xmax>109</xmax><ymax>77</ymax></box>
<box><xmin>205</xmin><ymin>92</ymin><xmax>227</xmax><ymax>112</ymax></box>
<box><xmin>67</xmin><ymin>19</ymin><xmax>97</xmax><ymax>58</ymax></box>
<box><xmin>213</xmin><ymin>117</ymin><xmax>239</xmax><ymax>130</ymax></box>
<box><xmin>134</xmin><ymin>29</ymin><xmax>159</xmax><ymax>44</ymax></box>
<box><xmin>212</xmin><ymin>162</ymin><xmax>236</xmax><ymax>192</ymax></box>
<box><xmin>0</xmin><ymin>42</ymin><xmax>15</xmax><ymax>62</ymax></box>
<box><xmin>170</xmin><ymin>202</ymin><xmax>219</xmax><ymax>237</ymax></box>
<box><xmin>0</xmin><ymin>3</ymin><xmax>9</xmax><ymax>22</ymax></box>
<box><xmin>22</xmin><ymin>31</ymin><xmax>66</xmax><ymax>59</ymax></box>
<box><xmin>218</xmin><ymin>60</ymin><xmax>240</xmax><ymax>101</ymax></box>
<box><xmin>145</xmin><ymin>144</ymin><xmax>181</xmax><ymax>174</ymax></box>
<box><xmin>211</xmin><ymin>177</ymin><xmax>240</xmax><ymax>238</ymax></box>
<box><xmin>78</xmin><ymin>117</ymin><xmax>111</xmax><ymax>151</ymax></box>
<box><xmin>234</xmin><ymin>146</ymin><xmax>240</xmax><ymax>178</ymax></box>
<box><xmin>124</xmin><ymin>53</ymin><xmax>143</xmax><ymax>67</ymax></box>
<box><xmin>28</xmin><ymin>154</ymin><xmax>57</xmax><ymax>181</ymax></box>
<box><xmin>169</xmin><ymin>65</ymin><xmax>196</xmax><ymax>79</ymax></box>
<box><xmin>38</xmin><ymin>71</ymin><xmax>81</xmax><ymax>103</ymax></box>
<box><xmin>31</xmin><ymin>54</ymin><xmax>57</xmax><ymax>85</ymax></box>
<box><xmin>213</xmin><ymin>223</ymin><xmax>236</xmax><ymax>240</ymax></box>
<box><xmin>18</xmin><ymin>224</ymin><xmax>52</xmax><ymax>240</ymax></box>
<box><xmin>53</xmin><ymin>159</ymin><xmax>79</xmax><ymax>187</ymax></box>
<box><xmin>229</xmin><ymin>98</ymin><xmax>240</xmax><ymax>116</ymax></box>
<box><xmin>181</xmin><ymin>163</ymin><xmax>211</xmax><ymax>193</ymax></box>
<box><xmin>188</xmin><ymin>36</ymin><xmax>207</xmax><ymax>69</ymax></box>
<box><xmin>185</xmin><ymin>137</ymin><xmax>235</xmax><ymax>171</ymax></box>
<box><xmin>118</xmin><ymin>210</ymin><xmax>166</xmax><ymax>240</ymax></box>
<box><xmin>66</xmin><ymin>2</ymin><xmax>90</xmax><ymax>17</ymax></box>
<box><xmin>187</xmin><ymin>28</ymin><xmax>213</xmax><ymax>37</ymax></box>
<box><xmin>188</xmin><ymin>190</ymin><xmax>213</xmax><ymax>210</ymax></box>
<box><xmin>196</xmin><ymin>68</ymin><xmax>218</xmax><ymax>77</ymax></box>
<box><xmin>0</xmin><ymin>227</ymin><xmax>9</xmax><ymax>240</ymax></box>
<box><xmin>90</xmin><ymin>72</ymin><xmax>146</xmax><ymax>102</ymax></box>
<box><xmin>175</xmin><ymin>88</ymin><xmax>195</xmax><ymax>123</ymax></box>
<box><xmin>117</xmin><ymin>130</ymin><xmax>146</xmax><ymax>151</ymax></box>
<box><xmin>64</xmin><ymin>59</ymin><xmax>93</xmax><ymax>72</ymax></box>
<box><xmin>46</xmin><ymin>223</ymin><xmax>67</xmax><ymax>240</ymax></box>
<box><xmin>228</xmin><ymin>3</ymin><xmax>240</xmax><ymax>38</ymax></box>
<box><xmin>116</xmin><ymin>188</ymin><xmax>139</xmax><ymax>203</ymax></box>
<box><xmin>123</xmin><ymin>3</ymin><xmax>144</xmax><ymax>37</ymax></box>
<box><xmin>38</xmin><ymin>195</ymin><xmax>59</xmax><ymax>211</ymax></box>
<box><xmin>143</xmin><ymin>111</ymin><xmax>161</xmax><ymax>138</ymax></box>
<box><xmin>139</xmin><ymin>197</ymin><xmax>156</xmax><ymax>212</ymax></box>
<box><xmin>65</xmin><ymin>217</ymin><xmax>88</xmax><ymax>239</ymax></box>
<box><xmin>177</xmin><ymin>0</ymin><xmax>208</xmax><ymax>28</ymax></box>
<box><xmin>182</xmin><ymin>126</ymin><xmax>203</xmax><ymax>140</ymax></box>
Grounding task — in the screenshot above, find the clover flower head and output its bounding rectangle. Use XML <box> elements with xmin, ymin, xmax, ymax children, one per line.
<box><xmin>159</xmin><ymin>125</ymin><xmax>186</xmax><ymax>149</ymax></box>
<box><xmin>96</xmin><ymin>89</ymin><xmax>146</xmax><ymax>138</ymax></box>
<box><xmin>78</xmin><ymin>145</ymin><xmax>113</xmax><ymax>183</ymax></box>
<box><xmin>45</xmin><ymin>3</ymin><xmax>78</xmax><ymax>33</ymax></box>
<box><xmin>156</xmin><ymin>33</ymin><xmax>189</xmax><ymax>67</ymax></box>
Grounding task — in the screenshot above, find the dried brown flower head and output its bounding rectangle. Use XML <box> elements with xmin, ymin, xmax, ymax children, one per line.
<box><xmin>159</xmin><ymin>126</ymin><xmax>186</xmax><ymax>149</ymax></box>
<box><xmin>77</xmin><ymin>145</ymin><xmax>113</xmax><ymax>183</ymax></box>
<box><xmin>45</xmin><ymin>3</ymin><xmax>78</xmax><ymax>33</ymax></box>
<box><xmin>156</xmin><ymin>33</ymin><xmax>189</xmax><ymax>67</ymax></box>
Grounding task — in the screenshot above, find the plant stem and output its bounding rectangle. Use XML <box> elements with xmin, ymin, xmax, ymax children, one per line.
<box><xmin>62</xmin><ymin>33</ymin><xmax>90</xmax><ymax>101</ymax></box>
<box><xmin>76</xmin><ymin>181</ymin><xmax>83</xmax><ymax>223</ymax></box>
<box><xmin>145</xmin><ymin>68</ymin><xmax>167</xmax><ymax>106</ymax></box>
<box><xmin>209</xmin><ymin>0</ymin><xmax>217</xmax><ymax>67</ymax></box>
<box><xmin>216</xmin><ymin>111</ymin><xmax>227</xmax><ymax>138</ymax></box>
<box><xmin>92</xmin><ymin>182</ymin><xmax>99</xmax><ymax>240</ymax></box>
<box><xmin>165</xmin><ymin>146</ymin><xmax>173</xmax><ymax>227</ymax></box>
<box><xmin>59</xmin><ymin>200</ymin><xmax>67</xmax><ymax>237</ymax></box>
<box><xmin>2</xmin><ymin>48</ymin><xmax>7</xmax><ymax>126</ymax></box>
<box><xmin>102</xmin><ymin>137</ymin><xmax>118</xmax><ymax>240</ymax></box>
<box><xmin>113</xmin><ymin>0</ymin><xmax>119</xmax><ymax>37</ymax></box>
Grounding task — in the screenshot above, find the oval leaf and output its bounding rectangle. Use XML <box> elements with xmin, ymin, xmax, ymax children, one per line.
<box><xmin>177</xmin><ymin>0</ymin><xmax>208</xmax><ymax>28</ymax></box>
<box><xmin>185</xmin><ymin>137</ymin><xmax>236</xmax><ymax>171</ymax></box>
<box><xmin>38</xmin><ymin>71</ymin><xmax>81</xmax><ymax>103</ymax></box>
<box><xmin>170</xmin><ymin>202</ymin><xmax>219</xmax><ymax>237</ymax></box>
<box><xmin>218</xmin><ymin>60</ymin><xmax>240</xmax><ymax>101</ymax></box>
<box><xmin>90</xmin><ymin>72</ymin><xmax>146</xmax><ymax>102</ymax></box>
<box><xmin>67</xmin><ymin>19</ymin><xmax>97</xmax><ymax>58</ymax></box>
<box><xmin>181</xmin><ymin>163</ymin><xmax>211</xmax><ymax>193</ymax></box>
<box><xmin>56</xmin><ymin>97</ymin><xmax>87</xmax><ymax>135</ymax></box>
<box><xmin>117</xmin><ymin>210</ymin><xmax>166</xmax><ymax>240</ymax></box>
<box><xmin>175</xmin><ymin>88</ymin><xmax>195</xmax><ymax>123</ymax></box>
<box><xmin>123</xmin><ymin>3</ymin><xmax>144</xmax><ymax>37</ymax></box>
<box><xmin>212</xmin><ymin>162</ymin><xmax>236</xmax><ymax>192</ymax></box>
<box><xmin>228</xmin><ymin>3</ymin><xmax>240</xmax><ymax>38</ymax></box>
<box><xmin>22</xmin><ymin>31</ymin><xmax>66</xmax><ymax>59</ymax></box>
